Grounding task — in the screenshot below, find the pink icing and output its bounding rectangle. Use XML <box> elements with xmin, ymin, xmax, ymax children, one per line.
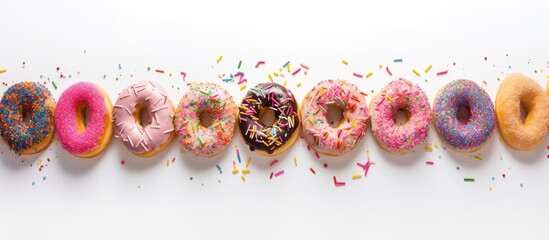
<box><xmin>113</xmin><ymin>80</ymin><xmax>174</xmax><ymax>155</ymax></box>
<box><xmin>174</xmin><ymin>82</ymin><xmax>238</xmax><ymax>156</ymax></box>
<box><xmin>370</xmin><ymin>78</ymin><xmax>432</xmax><ymax>154</ymax></box>
<box><xmin>300</xmin><ymin>79</ymin><xmax>369</xmax><ymax>155</ymax></box>
<box><xmin>55</xmin><ymin>82</ymin><xmax>109</xmax><ymax>155</ymax></box>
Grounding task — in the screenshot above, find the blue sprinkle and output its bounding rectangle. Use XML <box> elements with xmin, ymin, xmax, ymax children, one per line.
<box><xmin>393</xmin><ymin>59</ymin><xmax>403</xmax><ymax>62</ymax></box>
<box><xmin>283</xmin><ymin>61</ymin><xmax>290</xmax><ymax>68</ymax></box>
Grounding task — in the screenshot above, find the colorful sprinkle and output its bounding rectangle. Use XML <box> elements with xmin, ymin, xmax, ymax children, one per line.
<box><xmin>365</xmin><ymin>72</ymin><xmax>373</xmax><ymax>78</ymax></box>
<box><xmin>310</xmin><ymin>168</ymin><xmax>316</xmax><ymax>174</ymax></box>
<box><xmin>274</xmin><ymin>170</ymin><xmax>284</xmax><ymax>177</ymax></box>
<box><xmin>386</xmin><ymin>66</ymin><xmax>392</xmax><ymax>76</ymax></box>
<box><xmin>426</xmin><ymin>161</ymin><xmax>434</xmax><ymax>165</ymax></box>
<box><xmin>292</xmin><ymin>68</ymin><xmax>301</xmax><ymax>76</ymax></box>
<box><xmin>424</xmin><ymin>64</ymin><xmax>432</xmax><ymax>73</ymax></box>
<box><xmin>238</xmin><ymin>60</ymin><xmax>242</xmax><ymax>69</ymax></box>
<box><xmin>0</xmin><ymin>69</ymin><xmax>6</xmax><ymax>73</ymax></box>
<box><xmin>353</xmin><ymin>73</ymin><xmax>363</xmax><ymax>78</ymax></box>
<box><xmin>300</xmin><ymin>63</ymin><xmax>310</xmax><ymax>70</ymax></box>
<box><xmin>52</xmin><ymin>81</ymin><xmax>57</xmax><ymax>90</ymax></box>
<box><xmin>412</xmin><ymin>68</ymin><xmax>420</xmax><ymax>77</ymax></box>
<box><xmin>270</xmin><ymin>159</ymin><xmax>279</xmax><ymax>167</ymax></box>
<box><xmin>293</xmin><ymin>157</ymin><xmax>298</xmax><ymax>166</ymax></box>
<box><xmin>216</xmin><ymin>55</ymin><xmax>223</xmax><ymax>63</ymax></box>
<box><xmin>246</xmin><ymin>157</ymin><xmax>251</xmax><ymax>168</ymax></box>
<box><xmin>240</xmin><ymin>85</ymin><xmax>247</xmax><ymax>91</ymax></box>
<box><xmin>342</xmin><ymin>59</ymin><xmax>348</xmax><ymax>65</ymax></box>
<box><xmin>393</xmin><ymin>59</ymin><xmax>403</xmax><ymax>62</ymax></box>
<box><xmin>255</xmin><ymin>61</ymin><xmax>265</xmax><ymax>68</ymax></box>
<box><xmin>436</xmin><ymin>70</ymin><xmax>449</xmax><ymax>76</ymax></box>
<box><xmin>333</xmin><ymin>176</ymin><xmax>346</xmax><ymax>186</ymax></box>
<box><xmin>155</xmin><ymin>69</ymin><xmax>164</xmax><ymax>73</ymax></box>
<box><xmin>352</xmin><ymin>174</ymin><xmax>362</xmax><ymax>180</ymax></box>
<box><xmin>464</xmin><ymin>178</ymin><xmax>475</xmax><ymax>182</ymax></box>
<box><xmin>216</xmin><ymin>164</ymin><xmax>222</xmax><ymax>173</ymax></box>
<box><xmin>242</xmin><ymin>169</ymin><xmax>251</xmax><ymax>174</ymax></box>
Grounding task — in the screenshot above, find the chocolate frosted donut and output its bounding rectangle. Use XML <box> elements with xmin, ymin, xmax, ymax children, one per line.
<box><xmin>238</xmin><ymin>83</ymin><xmax>300</xmax><ymax>156</ymax></box>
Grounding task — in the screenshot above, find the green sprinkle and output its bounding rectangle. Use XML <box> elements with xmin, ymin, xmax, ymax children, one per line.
<box><xmin>200</xmin><ymin>90</ymin><xmax>210</xmax><ymax>96</ymax></box>
<box><xmin>198</xmin><ymin>137</ymin><xmax>203</xmax><ymax>148</ymax></box>
<box><xmin>464</xmin><ymin>178</ymin><xmax>475</xmax><ymax>182</ymax></box>
<box><xmin>52</xmin><ymin>81</ymin><xmax>57</xmax><ymax>90</ymax></box>
<box><xmin>147</xmin><ymin>67</ymin><xmax>151</xmax><ymax>71</ymax></box>
<box><xmin>238</xmin><ymin>60</ymin><xmax>242</xmax><ymax>69</ymax></box>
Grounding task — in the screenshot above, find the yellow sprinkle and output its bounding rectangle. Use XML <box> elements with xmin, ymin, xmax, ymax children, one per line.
<box><xmin>342</xmin><ymin>59</ymin><xmax>349</xmax><ymax>65</ymax></box>
<box><xmin>241</xmin><ymin>175</ymin><xmax>246</xmax><ymax>181</ymax></box>
<box><xmin>412</xmin><ymin>68</ymin><xmax>420</xmax><ymax>77</ymax></box>
<box><xmin>424</xmin><ymin>64</ymin><xmax>432</xmax><ymax>73</ymax></box>
<box><xmin>240</xmin><ymin>85</ymin><xmax>247</xmax><ymax>91</ymax></box>
<box><xmin>434</xmin><ymin>143</ymin><xmax>439</xmax><ymax>149</ymax></box>
<box><xmin>279</xmin><ymin>68</ymin><xmax>283</xmax><ymax>72</ymax></box>
<box><xmin>286</xmin><ymin>63</ymin><xmax>291</xmax><ymax>73</ymax></box>
<box><xmin>365</xmin><ymin>72</ymin><xmax>373</xmax><ymax>78</ymax></box>
<box><xmin>309</xmin><ymin>117</ymin><xmax>315</xmax><ymax>125</ymax></box>
<box><xmin>216</xmin><ymin>55</ymin><xmax>223</xmax><ymax>63</ymax></box>
<box><xmin>297</xmin><ymin>83</ymin><xmax>302</xmax><ymax>87</ymax></box>
<box><xmin>386</xmin><ymin>94</ymin><xmax>393</xmax><ymax>101</ymax></box>
<box><xmin>169</xmin><ymin>73</ymin><xmax>172</xmax><ymax>77</ymax></box>
<box><xmin>0</xmin><ymin>69</ymin><xmax>6</xmax><ymax>73</ymax></box>
<box><xmin>166</xmin><ymin>159</ymin><xmax>170</xmax><ymax>167</ymax></box>
<box><xmin>474</xmin><ymin>155</ymin><xmax>483</xmax><ymax>161</ymax></box>
<box><xmin>268</xmin><ymin>74</ymin><xmax>274</xmax><ymax>82</ymax></box>
<box><xmin>217</xmin><ymin>74</ymin><xmax>223</xmax><ymax>79</ymax></box>
<box><xmin>378</xmin><ymin>64</ymin><xmax>383</xmax><ymax>68</ymax></box>
<box><xmin>283</xmin><ymin>80</ymin><xmax>287</xmax><ymax>87</ymax></box>
<box><xmin>232</xmin><ymin>169</ymin><xmax>239</xmax><ymax>174</ymax></box>
<box><xmin>294</xmin><ymin>157</ymin><xmax>298</xmax><ymax>167</ymax></box>
<box><xmin>546</xmin><ymin>75</ymin><xmax>549</xmax><ymax>79</ymax></box>
<box><xmin>424</xmin><ymin>146</ymin><xmax>433</xmax><ymax>152</ymax></box>
<box><xmin>274</xmin><ymin>72</ymin><xmax>279</xmax><ymax>77</ymax></box>
<box><xmin>352</xmin><ymin>174</ymin><xmax>362</xmax><ymax>180</ymax></box>
<box><xmin>242</xmin><ymin>169</ymin><xmax>251</xmax><ymax>174</ymax></box>
<box><xmin>352</xmin><ymin>121</ymin><xmax>357</xmax><ymax>130</ymax></box>
<box><xmin>246</xmin><ymin>157</ymin><xmax>251</xmax><ymax>168</ymax></box>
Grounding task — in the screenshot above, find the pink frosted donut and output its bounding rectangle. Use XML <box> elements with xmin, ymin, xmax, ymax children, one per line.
<box><xmin>174</xmin><ymin>82</ymin><xmax>238</xmax><ymax>157</ymax></box>
<box><xmin>113</xmin><ymin>80</ymin><xmax>175</xmax><ymax>157</ymax></box>
<box><xmin>300</xmin><ymin>79</ymin><xmax>370</xmax><ymax>156</ymax></box>
<box><xmin>370</xmin><ymin>78</ymin><xmax>432</xmax><ymax>154</ymax></box>
<box><xmin>55</xmin><ymin>82</ymin><xmax>113</xmax><ymax>158</ymax></box>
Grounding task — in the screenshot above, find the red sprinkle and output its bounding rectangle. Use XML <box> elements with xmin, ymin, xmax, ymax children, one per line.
<box><xmin>269</xmin><ymin>172</ymin><xmax>274</xmax><ymax>179</ymax></box>
<box><xmin>274</xmin><ymin>170</ymin><xmax>285</xmax><ymax>177</ymax></box>
<box><xmin>309</xmin><ymin>168</ymin><xmax>316</xmax><ymax>174</ymax></box>
<box><xmin>333</xmin><ymin>176</ymin><xmax>346</xmax><ymax>186</ymax></box>
<box><xmin>437</xmin><ymin>70</ymin><xmax>449</xmax><ymax>76</ymax></box>
<box><xmin>353</xmin><ymin>72</ymin><xmax>363</xmax><ymax>78</ymax></box>
<box><xmin>502</xmin><ymin>173</ymin><xmax>506</xmax><ymax>178</ymax></box>
<box><xmin>56</xmin><ymin>67</ymin><xmax>60</xmax><ymax>71</ymax></box>
<box><xmin>292</xmin><ymin>68</ymin><xmax>301</xmax><ymax>76</ymax></box>
<box><xmin>426</xmin><ymin>161</ymin><xmax>434</xmax><ymax>165</ymax></box>
<box><xmin>323</xmin><ymin>163</ymin><xmax>328</xmax><ymax>168</ymax></box>
<box><xmin>269</xmin><ymin>159</ymin><xmax>279</xmax><ymax>167</ymax></box>
<box><xmin>155</xmin><ymin>69</ymin><xmax>165</xmax><ymax>73</ymax></box>
<box><xmin>315</xmin><ymin>152</ymin><xmax>320</xmax><ymax>159</ymax></box>
<box><xmin>386</xmin><ymin>66</ymin><xmax>392</xmax><ymax>76</ymax></box>
<box><xmin>255</xmin><ymin>61</ymin><xmax>265</xmax><ymax>68</ymax></box>
<box><xmin>300</xmin><ymin>63</ymin><xmax>310</xmax><ymax>70</ymax></box>
<box><xmin>121</xmin><ymin>160</ymin><xmax>126</xmax><ymax>165</ymax></box>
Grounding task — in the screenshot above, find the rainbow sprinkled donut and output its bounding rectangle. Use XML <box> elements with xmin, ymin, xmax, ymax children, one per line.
<box><xmin>113</xmin><ymin>80</ymin><xmax>175</xmax><ymax>157</ymax></box>
<box><xmin>0</xmin><ymin>82</ymin><xmax>56</xmax><ymax>154</ymax></box>
<box><xmin>238</xmin><ymin>82</ymin><xmax>300</xmax><ymax>156</ymax></box>
<box><xmin>370</xmin><ymin>78</ymin><xmax>432</xmax><ymax>154</ymax></box>
<box><xmin>300</xmin><ymin>79</ymin><xmax>369</xmax><ymax>156</ymax></box>
<box><xmin>175</xmin><ymin>82</ymin><xmax>238</xmax><ymax>157</ymax></box>
<box><xmin>55</xmin><ymin>82</ymin><xmax>113</xmax><ymax>158</ymax></box>
<box><xmin>433</xmin><ymin>79</ymin><xmax>496</xmax><ymax>152</ymax></box>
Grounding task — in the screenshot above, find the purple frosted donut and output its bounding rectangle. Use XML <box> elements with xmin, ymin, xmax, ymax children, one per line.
<box><xmin>433</xmin><ymin>79</ymin><xmax>496</xmax><ymax>152</ymax></box>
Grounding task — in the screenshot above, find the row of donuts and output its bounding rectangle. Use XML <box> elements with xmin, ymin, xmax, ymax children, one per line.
<box><xmin>0</xmin><ymin>73</ymin><xmax>547</xmax><ymax>158</ymax></box>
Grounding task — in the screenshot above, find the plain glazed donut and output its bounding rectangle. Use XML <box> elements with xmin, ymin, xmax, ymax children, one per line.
<box><xmin>0</xmin><ymin>82</ymin><xmax>56</xmax><ymax>154</ymax></box>
<box><xmin>238</xmin><ymin>82</ymin><xmax>300</xmax><ymax>156</ymax></box>
<box><xmin>496</xmin><ymin>73</ymin><xmax>549</xmax><ymax>150</ymax></box>
<box><xmin>174</xmin><ymin>82</ymin><xmax>238</xmax><ymax>157</ymax></box>
<box><xmin>300</xmin><ymin>79</ymin><xmax>369</xmax><ymax>156</ymax></box>
<box><xmin>55</xmin><ymin>82</ymin><xmax>114</xmax><ymax>158</ymax></box>
<box><xmin>370</xmin><ymin>78</ymin><xmax>432</xmax><ymax>154</ymax></box>
<box><xmin>433</xmin><ymin>79</ymin><xmax>496</xmax><ymax>152</ymax></box>
<box><xmin>113</xmin><ymin>80</ymin><xmax>175</xmax><ymax>157</ymax></box>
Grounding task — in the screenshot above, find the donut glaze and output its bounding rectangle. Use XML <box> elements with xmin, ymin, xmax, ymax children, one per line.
<box><xmin>113</xmin><ymin>80</ymin><xmax>175</xmax><ymax>157</ymax></box>
<box><xmin>300</xmin><ymin>79</ymin><xmax>369</xmax><ymax>156</ymax></box>
<box><xmin>496</xmin><ymin>73</ymin><xmax>549</xmax><ymax>150</ymax></box>
<box><xmin>433</xmin><ymin>79</ymin><xmax>496</xmax><ymax>152</ymax></box>
<box><xmin>238</xmin><ymin>83</ymin><xmax>300</xmax><ymax>155</ymax></box>
<box><xmin>55</xmin><ymin>82</ymin><xmax>113</xmax><ymax>157</ymax></box>
<box><xmin>175</xmin><ymin>82</ymin><xmax>238</xmax><ymax>157</ymax></box>
<box><xmin>370</xmin><ymin>78</ymin><xmax>432</xmax><ymax>154</ymax></box>
<box><xmin>0</xmin><ymin>82</ymin><xmax>56</xmax><ymax>154</ymax></box>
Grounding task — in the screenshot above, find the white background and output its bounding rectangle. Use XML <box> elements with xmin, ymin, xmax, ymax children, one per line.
<box><xmin>1</xmin><ymin>0</ymin><xmax>548</xmax><ymax>239</ymax></box>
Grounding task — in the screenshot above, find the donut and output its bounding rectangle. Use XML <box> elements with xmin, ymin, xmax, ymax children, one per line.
<box><xmin>300</xmin><ymin>79</ymin><xmax>369</xmax><ymax>156</ymax></box>
<box><xmin>55</xmin><ymin>82</ymin><xmax>113</xmax><ymax>158</ymax></box>
<box><xmin>433</xmin><ymin>79</ymin><xmax>496</xmax><ymax>152</ymax></box>
<box><xmin>496</xmin><ymin>73</ymin><xmax>549</xmax><ymax>150</ymax></box>
<box><xmin>370</xmin><ymin>78</ymin><xmax>432</xmax><ymax>154</ymax></box>
<box><xmin>174</xmin><ymin>82</ymin><xmax>238</xmax><ymax>157</ymax></box>
<box><xmin>238</xmin><ymin>82</ymin><xmax>300</xmax><ymax>156</ymax></box>
<box><xmin>113</xmin><ymin>80</ymin><xmax>175</xmax><ymax>157</ymax></box>
<box><xmin>0</xmin><ymin>82</ymin><xmax>56</xmax><ymax>154</ymax></box>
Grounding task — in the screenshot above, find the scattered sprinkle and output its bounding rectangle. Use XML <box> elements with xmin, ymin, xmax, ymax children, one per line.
<box><xmin>464</xmin><ymin>178</ymin><xmax>475</xmax><ymax>182</ymax></box>
<box><xmin>342</xmin><ymin>59</ymin><xmax>349</xmax><ymax>65</ymax></box>
<box><xmin>352</xmin><ymin>174</ymin><xmax>362</xmax><ymax>180</ymax></box>
<box><xmin>393</xmin><ymin>59</ymin><xmax>403</xmax><ymax>62</ymax></box>
<box><xmin>386</xmin><ymin>66</ymin><xmax>392</xmax><ymax>76</ymax></box>
<box><xmin>269</xmin><ymin>172</ymin><xmax>274</xmax><ymax>179</ymax></box>
<box><xmin>240</xmin><ymin>85</ymin><xmax>247</xmax><ymax>91</ymax></box>
<box><xmin>0</xmin><ymin>69</ymin><xmax>7</xmax><ymax>74</ymax></box>
<box><xmin>255</xmin><ymin>61</ymin><xmax>265</xmax><ymax>68</ymax></box>
<box><xmin>412</xmin><ymin>68</ymin><xmax>420</xmax><ymax>77</ymax></box>
<box><xmin>333</xmin><ymin>176</ymin><xmax>346</xmax><ymax>186</ymax></box>
<box><xmin>365</xmin><ymin>71</ymin><xmax>373</xmax><ymax>78</ymax></box>
<box><xmin>238</xmin><ymin>60</ymin><xmax>242</xmax><ymax>69</ymax></box>
<box><xmin>236</xmin><ymin>148</ymin><xmax>241</xmax><ymax>163</ymax></box>
<box><xmin>155</xmin><ymin>69</ymin><xmax>165</xmax><ymax>73</ymax></box>
<box><xmin>300</xmin><ymin>63</ymin><xmax>310</xmax><ymax>70</ymax></box>
<box><xmin>424</xmin><ymin>64</ymin><xmax>432</xmax><ymax>73</ymax></box>
<box><xmin>309</xmin><ymin>168</ymin><xmax>316</xmax><ymax>174</ymax></box>
<box><xmin>121</xmin><ymin>160</ymin><xmax>125</xmax><ymax>165</ymax></box>
<box><xmin>353</xmin><ymin>72</ymin><xmax>363</xmax><ymax>78</ymax></box>
<box><xmin>268</xmin><ymin>74</ymin><xmax>274</xmax><ymax>82</ymax></box>
<box><xmin>436</xmin><ymin>70</ymin><xmax>449</xmax><ymax>76</ymax></box>
<box><xmin>294</xmin><ymin>157</ymin><xmax>298</xmax><ymax>166</ymax></box>
<box><xmin>283</xmin><ymin>61</ymin><xmax>290</xmax><ymax>68</ymax></box>
<box><xmin>242</xmin><ymin>169</ymin><xmax>251</xmax><ymax>174</ymax></box>
<box><xmin>232</xmin><ymin>169</ymin><xmax>239</xmax><ymax>174</ymax></box>
<box><xmin>426</xmin><ymin>161</ymin><xmax>434</xmax><ymax>165</ymax></box>
<box><xmin>274</xmin><ymin>170</ymin><xmax>284</xmax><ymax>177</ymax></box>
<box><xmin>269</xmin><ymin>159</ymin><xmax>279</xmax><ymax>167</ymax></box>
<box><xmin>216</xmin><ymin>164</ymin><xmax>222</xmax><ymax>174</ymax></box>
<box><xmin>292</xmin><ymin>68</ymin><xmax>301</xmax><ymax>76</ymax></box>
<box><xmin>52</xmin><ymin>81</ymin><xmax>57</xmax><ymax>90</ymax></box>
<box><xmin>241</xmin><ymin>175</ymin><xmax>246</xmax><ymax>181</ymax></box>
<box><xmin>216</xmin><ymin>55</ymin><xmax>223</xmax><ymax>63</ymax></box>
<box><xmin>246</xmin><ymin>157</ymin><xmax>251</xmax><ymax>168</ymax></box>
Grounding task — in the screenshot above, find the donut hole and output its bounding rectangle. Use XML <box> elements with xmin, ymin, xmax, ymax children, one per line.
<box><xmin>75</xmin><ymin>103</ymin><xmax>91</xmax><ymax>132</ymax></box>
<box><xmin>456</xmin><ymin>106</ymin><xmax>472</xmax><ymax>124</ymax></box>
<box><xmin>394</xmin><ymin>108</ymin><xmax>411</xmax><ymax>126</ymax></box>
<box><xmin>22</xmin><ymin>110</ymin><xmax>33</xmax><ymax>125</ymax></box>
<box><xmin>259</xmin><ymin>108</ymin><xmax>276</xmax><ymax>126</ymax></box>
<box><xmin>326</xmin><ymin>104</ymin><xmax>344</xmax><ymax>128</ymax></box>
<box><xmin>520</xmin><ymin>101</ymin><xmax>529</xmax><ymax>123</ymax></box>
<box><xmin>199</xmin><ymin>111</ymin><xmax>214</xmax><ymax>128</ymax></box>
<box><xmin>133</xmin><ymin>104</ymin><xmax>151</xmax><ymax>129</ymax></box>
